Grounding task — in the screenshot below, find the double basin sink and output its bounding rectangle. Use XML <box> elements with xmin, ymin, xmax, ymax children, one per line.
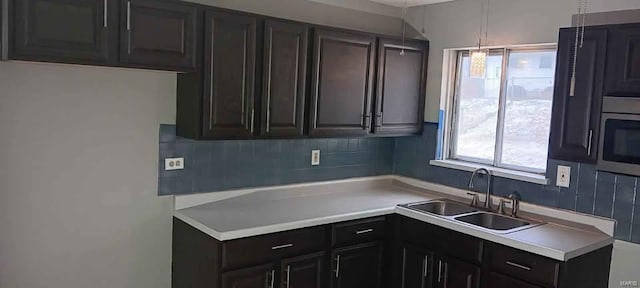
<box><xmin>400</xmin><ymin>199</ymin><xmax>543</xmax><ymax>234</ymax></box>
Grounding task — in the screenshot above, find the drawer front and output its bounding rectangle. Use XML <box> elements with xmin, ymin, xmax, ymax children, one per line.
<box><xmin>332</xmin><ymin>217</ymin><xmax>386</xmax><ymax>247</ymax></box>
<box><xmin>489</xmin><ymin>244</ymin><xmax>560</xmax><ymax>288</ymax></box>
<box><xmin>222</xmin><ymin>226</ymin><xmax>327</xmax><ymax>270</ymax></box>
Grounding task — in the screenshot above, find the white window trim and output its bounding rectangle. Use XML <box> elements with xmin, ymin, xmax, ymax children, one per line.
<box><xmin>429</xmin><ymin>159</ymin><xmax>549</xmax><ymax>185</ymax></box>
<box><xmin>437</xmin><ymin>43</ymin><xmax>556</xmax><ymax>185</ymax></box>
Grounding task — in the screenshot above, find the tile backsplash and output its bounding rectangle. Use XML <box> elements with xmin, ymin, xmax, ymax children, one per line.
<box><xmin>158</xmin><ymin>123</ymin><xmax>640</xmax><ymax>243</ymax></box>
<box><xmin>158</xmin><ymin>125</ymin><xmax>394</xmax><ymax>195</ymax></box>
<box><xmin>393</xmin><ymin>123</ymin><xmax>640</xmax><ymax>243</ymax></box>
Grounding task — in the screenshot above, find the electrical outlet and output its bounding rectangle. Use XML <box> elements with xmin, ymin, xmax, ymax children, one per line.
<box><xmin>557</xmin><ymin>165</ymin><xmax>571</xmax><ymax>188</ymax></box>
<box><xmin>165</xmin><ymin>157</ymin><xmax>185</xmax><ymax>171</ymax></box>
<box><xmin>311</xmin><ymin>150</ymin><xmax>320</xmax><ymax>166</ymax></box>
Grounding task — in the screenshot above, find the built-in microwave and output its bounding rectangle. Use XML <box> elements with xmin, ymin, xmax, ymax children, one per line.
<box><xmin>598</xmin><ymin>97</ymin><xmax>640</xmax><ymax>176</ymax></box>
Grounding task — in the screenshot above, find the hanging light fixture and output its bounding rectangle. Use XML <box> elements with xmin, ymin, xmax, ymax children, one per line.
<box><xmin>469</xmin><ymin>0</ymin><xmax>490</xmax><ymax>78</ymax></box>
<box><xmin>570</xmin><ymin>0</ymin><xmax>588</xmax><ymax>97</ymax></box>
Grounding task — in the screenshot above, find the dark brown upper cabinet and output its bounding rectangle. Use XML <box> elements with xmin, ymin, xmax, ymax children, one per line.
<box><xmin>549</xmin><ymin>27</ymin><xmax>607</xmax><ymax>163</ymax></box>
<box><xmin>374</xmin><ymin>38</ymin><xmax>428</xmax><ymax>136</ymax></box>
<box><xmin>260</xmin><ymin>20</ymin><xmax>309</xmax><ymax>138</ymax></box>
<box><xmin>201</xmin><ymin>9</ymin><xmax>258</xmax><ymax>139</ymax></box>
<box><xmin>12</xmin><ymin>0</ymin><xmax>118</xmax><ymax>65</ymax></box>
<box><xmin>309</xmin><ymin>29</ymin><xmax>377</xmax><ymax>137</ymax></box>
<box><xmin>119</xmin><ymin>0</ymin><xmax>199</xmax><ymax>71</ymax></box>
<box><xmin>605</xmin><ymin>24</ymin><xmax>640</xmax><ymax>96</ymax></box>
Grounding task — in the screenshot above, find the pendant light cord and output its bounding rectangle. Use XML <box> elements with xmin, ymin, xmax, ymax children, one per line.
<box><xmin>401</xmin><ymin>0</ymin><xmax>407</xmax><ymax>55</ymax></box>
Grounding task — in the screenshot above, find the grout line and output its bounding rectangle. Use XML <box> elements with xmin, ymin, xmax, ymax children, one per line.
<box><xmin>574</xmin><ymin>163</ymin><xmax>581</xmax><ymax>211</ymax></box>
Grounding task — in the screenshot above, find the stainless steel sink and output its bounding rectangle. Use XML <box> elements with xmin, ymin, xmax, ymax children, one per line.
<box><xmin>454</xmin><ymin>212</ymin><xmax>539</xmax><ymax>232</ymax></box>
<box><xmin>402</xmin><ymin>200</ymin><xmax>478</xmax><ymax>216</ymax></box>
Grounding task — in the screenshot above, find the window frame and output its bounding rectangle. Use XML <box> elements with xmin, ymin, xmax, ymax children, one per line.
<box><xmin>445</xmin><ymin>45</ymin><xmax>558</xmax><ymax>175</ymax></box>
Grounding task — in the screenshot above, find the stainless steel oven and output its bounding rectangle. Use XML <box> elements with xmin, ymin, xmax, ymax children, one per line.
<box><xmin>598</xmin><ymin>97</ymin><xmax>640</xmax><ymax>176</ymax></box>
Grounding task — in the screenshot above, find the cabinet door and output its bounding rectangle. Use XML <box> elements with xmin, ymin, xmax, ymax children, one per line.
<box><xmin>13</xmin><ymin>0</ymin><xmax>115</xmax><ymax>64</ymax></box>
<box><xmin>202</xmin><ymin>10</ymin><xmax>257</xmax><ymax>139</ymax></box>
<box><xmin>260</xmin><ymin>20</ymin><xmax>309</xmax><ymax>137</ymax></box>
<box><xmin>605</xmin><ymin>24</ymin><xmax>640</xmax><ymax>96</ymax></box>
<box><xmin>374</xmin><ymin>38</ymin><xmax>428</xmax><ymax>136</ymax></box>
<box><xmin>222</xmin><ymin>263</ymin><xmax>277</xmax><ymax>288</ymax></box>
<box><xmin>281</xmin><ymin>252</ymin><xmax>324</xmax><ymax>288</ymax></box>
<box><xmin>331</xmin><ymin>242</ymin><xmax>383</xmax><ymax>288</ymax></box>
<box><xmin>309</xmin><ymin>29</ymin><xmax>376</xmax><ymax>137</ymax></box>
<box><xmin>120</xmin><ymin>0</ymin><xmax>198</xmax><ymax>70</ymax></box>
<box><xmin>488</xmin><ymin>273</ymin><xmax>543</xmax><ymax>288</ymax></box>
<box><xmin>436</xmin><ymin>257</ymin><xmax>480</xmax><ymax>288</ymax></box>
<box><xmin>400</xmin><ymin>245</ymin><xmax>434</xmax><ymax>288</ymax></box>
<box><xmin>549</xmin><ymin>28</ymin><xmax>607</xmax><ymax>163</ymax></box>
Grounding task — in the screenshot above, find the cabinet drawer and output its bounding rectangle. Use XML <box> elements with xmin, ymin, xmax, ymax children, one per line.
<box><xmin>332</xmin><ymin>217</ymin><xmax>386</xmax><ymax>247</ymax></box>
<box><xmin>489</xmin><ymin>244</ymin><xmax>560</xmax><ymax>288</ymax></box>
<box><xmin>221</xmin><ymin>226</ymin><xmax>327</xmax><ymax>270</ymax></box>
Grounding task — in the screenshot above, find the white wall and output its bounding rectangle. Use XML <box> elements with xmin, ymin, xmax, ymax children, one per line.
<box><xmin>0</xmin><ymin>2</ymin><xmax>404</xmax><ymax>288</ymax></box>
<box><xmin>406</xmin><ymin>0</ymin><xmax>640</xmax><ymax>122</ymax></box>
<box><xmin>0</xmin><ymin>62</ymin><xmax>176</xmax><ymax>288</ymax></box>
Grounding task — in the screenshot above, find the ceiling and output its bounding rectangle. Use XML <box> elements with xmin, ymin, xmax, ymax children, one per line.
<box><xmin>368</xmin><ymin>0</ymin><xmax>455</xmax><ymax>7</ymax></box>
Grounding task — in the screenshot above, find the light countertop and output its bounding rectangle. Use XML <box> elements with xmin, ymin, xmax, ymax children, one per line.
<box><xmin>174</xmin><ymin>177</ymin><xmax>614</xmax><ymax>261</ymax></box>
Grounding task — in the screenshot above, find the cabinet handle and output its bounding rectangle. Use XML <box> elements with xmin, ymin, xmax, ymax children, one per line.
<box><xmin>466</xmin><ymin>275</ymin><xmax>472</xmax><ymax>288</ymax></box>
<box><xmin>271</xmin><ymin>244</ymin><xmax>293</xmax><ymax>250</ymax></box>
<box><xmin>266</xmin><ymin>108</ymin><xmax>271</xmax><ymax>133</ymax></box>
<box><xmin>437</xmin><ymin>260</ymin><xmax>442</xmax><ymax>283</ymax></box>
<box><xmin>270</xmin><ymin>269</ymin><xmax>275</xmax><ymax>288</ymax></box>
<box><xmin>506</xmin><ymin>261</ymin><xmax>532</xmax><ymax>271</ymax></box>
<box><xmin>284</xmin><ymin>265</ymin><xmax>291</xmax><ymax>288</ymax></box>
<box><xmin>355</xmin><ymin>228</ymin><xmax>373</xmax><ymax>235</ymax></box>
<box><xmin>422</xmin><ymin>256</ymin><xmax>429</xmax><ymax>278</ymax></box>
<box><xmin>126</xmin><ymin>1</ymin><xmax>131</xmax><ymax>30</ymax></box>
<box><xmin>265</xmin><ymin>270</ymin><xmax>275</xmax><ymax>288</ymax></box>
<box><xmin>251</xmin><ymin>108</ymin><xmax>255</xmax><ymax>133</ymax></box>
<box><xmin>103</xmin><ymin>0</ymin><xmax>108</xmax><ymax>28</ymax></box>
<box><xmin>569</xmin><ymin>75</ymin><xmax>576</xmax><ymax>97</ymax></box>
<box><xmin>334</xmin><ymin>255</ymin><xmax>341</xmax><ymax>278</ymax></box>
<box><xmin>587</xmin><ymin>129</ymin><xmax>593</xmax><ymax>156</ymax></box>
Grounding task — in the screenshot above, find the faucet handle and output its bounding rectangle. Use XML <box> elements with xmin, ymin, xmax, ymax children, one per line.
<box><xmin>467</xmin><ymin>192</ymin><xmax>480</xmax><ymax>207</ymax></box>
<box><xmin>497</xmin><ymin>199</ymin><xmax>512</xmax><ymax>215</ymax></box>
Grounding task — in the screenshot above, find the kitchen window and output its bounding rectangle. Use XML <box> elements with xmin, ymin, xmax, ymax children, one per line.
<box><xmin>438</xmin><ymin>46</ymin><xmax>557</xmax><ymax>179</ymax></box>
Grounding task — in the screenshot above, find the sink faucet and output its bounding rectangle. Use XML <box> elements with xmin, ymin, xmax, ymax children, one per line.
<box><xmin>468</xmin><ymin>168</ymin><xmax>493</xmax><ymax>210</ymax></box>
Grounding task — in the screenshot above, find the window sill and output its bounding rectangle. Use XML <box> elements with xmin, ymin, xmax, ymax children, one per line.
<box><xmin>429</xmin><ymin>159</ymin><xmax>550</xmax><ymax>185</ymax></box>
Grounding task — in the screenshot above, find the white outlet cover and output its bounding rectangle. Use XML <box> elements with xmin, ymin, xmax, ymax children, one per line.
<box><xmin>311</xmin><ymin>150</ymin><xmax>320</xmax><ymax>166</ymax></box>
<box><xmin>165</xmin><ymin>157</ymin><xmax>185</xmax><ymax>171</ymax></box>
<box><xmin>557</xmin><ymin>165</ymin><xmax>571</xmax><ymax>188</ymax></box>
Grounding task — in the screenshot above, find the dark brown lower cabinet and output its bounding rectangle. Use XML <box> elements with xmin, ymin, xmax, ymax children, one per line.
<box><xmin>399</xmin><ymin>245</ymin><xmax>434</xmax><ymax>288</ymax></box>
<box><xmin>435</xmin><ymin>256</ymin><xmax>480</xmax><ymax>288</ymax></box>
<box><xmin>281</xmin><ymin>252</ymin><xmax>325</xmax><ymax>288</ymax></box>
<box><xmin>331</xmin><ymin>242</ymin><xmax>383</xmax><ymax>288</ymax></box>
<box><xmin>222</xmin><ymin>263</ymin><xmax>276</xmax><ymax>288</ymax></box>
<box><xmin>489</xmin><ymin>273</ymin><xmax>543</xmax><ymax>288</ymax></box>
